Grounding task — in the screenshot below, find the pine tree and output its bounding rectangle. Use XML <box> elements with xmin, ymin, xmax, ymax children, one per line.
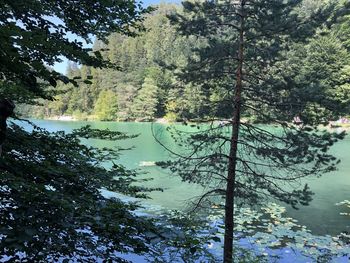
<box><xmin>132</xmin><ymin>77</ymin><xmax>159</xmax><ymax>120</ymax></box>
<box><xmin>158</xmin><ymin>1</ymin><xmax>350</xmax><ymax>262</ymax></box>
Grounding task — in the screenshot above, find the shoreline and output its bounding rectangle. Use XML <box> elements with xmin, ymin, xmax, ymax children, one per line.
<box><xmin>47</xmin><ymin>115</ymin><xmax>77</xmax><ymax>121</ymax></box>
<box><xmin>45</xmin><ymin>115</ymin><xmax>171</xmax><ymax>124</ymax></box>
<box><xmin>29</xmin><ymin>116</ymin><xmax>350</xmax><ymax>131</ymax></box>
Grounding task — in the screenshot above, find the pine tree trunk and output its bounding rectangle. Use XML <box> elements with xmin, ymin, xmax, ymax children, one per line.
<box><xmin>223</xmin><ymin>1</ymin><xmax>245</xmax><ymax>262</ymax></box>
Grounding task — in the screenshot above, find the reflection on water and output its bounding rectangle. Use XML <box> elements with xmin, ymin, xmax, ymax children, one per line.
<box><xmin>14</xmin><ymin>119</ymin><xmax>350</xmax><ymax>235</ymax></box>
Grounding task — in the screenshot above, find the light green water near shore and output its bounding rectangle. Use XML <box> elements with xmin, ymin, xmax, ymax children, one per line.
<box><xmin>17</xmin><ymin>119</ymin><xmax>350</xmax><ymax>236</ymax></box>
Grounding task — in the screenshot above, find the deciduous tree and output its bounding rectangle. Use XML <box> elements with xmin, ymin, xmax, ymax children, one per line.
<box><xmin>0</xmin><ymin>0</ymin><xmax>159</xmax><ymax>261</ymax></box>
<box><xmin>94</xmin><ymin>90</ymin><xmax>119</xmax><ymax>121</ymax></box>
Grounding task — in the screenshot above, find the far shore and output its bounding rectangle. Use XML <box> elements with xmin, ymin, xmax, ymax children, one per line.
<box><xmin>32</xmin><ymin>116</ymin><xmax>350</xmax><ymax>132</ymax></box>
<box><xmin>48</xmin><ymin>115</ymin><xmax>77</xmax><ymax>121</ymax></box>
<box><xmin>46</xmin><ymin>115</ymin><xmax>171</xmax><ymax>124</ymax></box>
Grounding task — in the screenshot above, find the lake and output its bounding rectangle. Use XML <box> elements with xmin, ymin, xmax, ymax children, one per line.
<box><xmin>16</xmin><ymin>119</ymin><xmax>350</xmax><ymax>236</ymax></box>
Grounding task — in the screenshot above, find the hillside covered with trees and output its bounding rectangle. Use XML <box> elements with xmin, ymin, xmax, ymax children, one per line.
<box><xmin>19</xmin><ymin>2</ymin><xmax>350</xmax><ymax>123</ymax></box>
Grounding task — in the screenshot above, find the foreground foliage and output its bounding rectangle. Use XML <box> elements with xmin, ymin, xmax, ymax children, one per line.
<box><xmin>0</xmin><ymin>122</ymin><xmax>156</xmax><ymax>262</ymax></box>
<box><xmin>0</xmin><ymin>0</ymin><xmax>149</xmax><ymax>103</ymax></box>
<box><xmin>0</xmin><ymin>1</ymin><xmax>159</xmax><ymax>260</ymax></box>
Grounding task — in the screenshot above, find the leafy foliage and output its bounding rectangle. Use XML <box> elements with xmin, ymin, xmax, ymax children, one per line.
<box><xmin>0</xmin><ymin>0</ymin><xmax>151</xmax><ymax>103</ymax></box>
<box><xmin>146</xmin><ymin>211</ymin><xmax>218</xmax><ymax>263</ymax></box>
<box><xmin>0</xmin><ymin>122</ymin><xmax>158</xmax><ymax>262</ymax></box>
<box><xmin>0</xmin><ymin>1</ymin><xmax>173</xmax><ymax>261</ymax></box>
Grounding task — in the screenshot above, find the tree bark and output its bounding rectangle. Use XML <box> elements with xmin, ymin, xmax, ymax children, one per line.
<box><xmin>0</xmin><ymin>98</ymin><xmax>15</xmax><ymax>156</ymax></box>
<box><xmin>223</xmin><ymin>1</ymin><xmax>245</xmax><ymax>262</ymax></box>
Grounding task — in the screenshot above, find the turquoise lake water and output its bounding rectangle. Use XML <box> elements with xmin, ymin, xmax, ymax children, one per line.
<box><xmin>16</xmin><ymin>119</ymin><xmax>350</xmax><ymax>236</ymax></box>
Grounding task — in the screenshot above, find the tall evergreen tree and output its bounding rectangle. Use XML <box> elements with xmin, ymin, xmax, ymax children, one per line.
<box><xmin>132</xmin><ymin>77</ymin><xmax>159</xmax><ymax>120</ymax></box>
<box><xmin>158</xmin><ymin>1</ymin><xmax>350</xmax><ymax>262</ymax></box>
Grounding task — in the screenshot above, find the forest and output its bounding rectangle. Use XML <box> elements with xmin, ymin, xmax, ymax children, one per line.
<box><xmin>19</xmin><ymin>1</ymin><xmax>350</xmax><ymax>123</ymax></box>
<box><xmin>1</xmin><ymin>0</ymin><xmax>350</xmax><ymax>263</ymax></box>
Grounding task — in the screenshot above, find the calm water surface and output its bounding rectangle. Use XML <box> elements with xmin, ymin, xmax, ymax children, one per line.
<box><xmin>17</xmin><ymin>119</ymin><xmax>350</xmax><ymax>236</ymax></box>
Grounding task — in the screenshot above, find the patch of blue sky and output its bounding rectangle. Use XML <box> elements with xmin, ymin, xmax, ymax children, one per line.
<box><xmin>42</xmin><ymin>15</ymin><xmax>93</xmax><ymax>74</ymax></box>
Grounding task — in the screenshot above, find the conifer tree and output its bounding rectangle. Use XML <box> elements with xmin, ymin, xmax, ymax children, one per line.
<box><xmin>158</xmin><ymin>1</ymin><xmax>350</xmax><ymax>262</ymax></box>
<box><xmin>132</xmin><ymin>77</ymin><xmax>159</xmax><ymax>120</ymax></box>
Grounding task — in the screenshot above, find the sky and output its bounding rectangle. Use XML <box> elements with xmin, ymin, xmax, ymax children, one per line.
<box><xmin>53</xmin><ymin>0</ymin><xmax>180</xmax><ymax>75</ymax></box>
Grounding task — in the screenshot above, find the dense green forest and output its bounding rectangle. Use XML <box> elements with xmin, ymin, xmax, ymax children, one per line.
<box><xmin>18</xmin><ymin>4</ymin><xmax>193</xmax><ymax>121</ymax></box>
<box><xmin>19</xmin><ymin>2</ymin><xmax>350</xmax><ymax>122</ymax></box>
